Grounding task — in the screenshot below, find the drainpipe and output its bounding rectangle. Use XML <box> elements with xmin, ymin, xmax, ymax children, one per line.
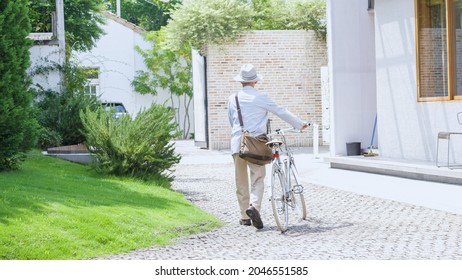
<box><xmin>204</xmin><ymin>56</ymin><xmax>209</xmax><ymax>149</ymax></box>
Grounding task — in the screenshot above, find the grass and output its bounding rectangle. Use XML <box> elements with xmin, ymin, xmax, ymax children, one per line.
<box><xmin>0</xmin><ymin>151</ymin><xmax>222</xmax><ymax>260</ymax></box>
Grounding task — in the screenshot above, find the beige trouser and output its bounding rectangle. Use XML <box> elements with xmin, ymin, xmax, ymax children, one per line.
<box><xmin>232</xmin><ymin>154</ymin><xmax>266</xmax><ymax>219</ymax></box>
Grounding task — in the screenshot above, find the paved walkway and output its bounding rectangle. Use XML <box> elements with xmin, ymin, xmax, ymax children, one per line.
<box><xmin>106</xmin><ymin>141</ymin><xmax>462</xmax><ymax>260</ymax></box>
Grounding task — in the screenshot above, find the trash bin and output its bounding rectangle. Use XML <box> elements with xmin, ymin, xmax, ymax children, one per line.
<box><xmin>346</xmin><ymin>142</ymin><xmax>361</xmax><ymax>156</ymax></box>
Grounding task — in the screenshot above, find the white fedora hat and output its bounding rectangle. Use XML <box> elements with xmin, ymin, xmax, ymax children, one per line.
<box><xmin>233</xmin><ymin>64</ymin><xmax>263</xmax><ymax>82</ymax></box>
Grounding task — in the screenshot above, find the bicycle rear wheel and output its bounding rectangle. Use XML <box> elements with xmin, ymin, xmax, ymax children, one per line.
<box><xmin>289</xmin><ymin>164</ymin><xmax>307</xmax><ymax>220</ymax></box>
<box><xmin>271</xmin><ymin>168</ymin><xmax>289</xmax><ymax>232</ymax></box>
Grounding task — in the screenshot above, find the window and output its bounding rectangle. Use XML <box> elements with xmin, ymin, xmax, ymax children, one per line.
<box><xmin>83</xmin><ymin>67</ymin><xmax>100</xmax><ymax>97</ymax></box>
<box><xmin>86</xmin><ymin>83</ymin><xmax>99</xmax><ymax>96</ymax></box>
<box><xmin>416</xmin><ymin>0</ymin><xmax>462</xmax><ymax>101</ymax></box>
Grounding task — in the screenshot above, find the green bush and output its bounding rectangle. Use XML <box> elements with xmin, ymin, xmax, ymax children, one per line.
<box><xmin>33</xmin><ymin>63</ymin><xmax>100</xmax><ymax>148</ymax></box>
<box><xmin>35</xmin><ymin>89</ymin><xmax>98</xmax><ymax>147</ymax></box>
<box><xmin>37</xmin><ymin>127</ymin><xmax>63</xmax><ymax>149</ymax></box>
<box><xmin>80</xmin><ymin>103</ymin><xmax>182</xmax><ymax>180</ymax></box>
<box><xmin>0</xmin><ymin>0</ymin><xmax>40</xmax><ymax>171</ymax></box>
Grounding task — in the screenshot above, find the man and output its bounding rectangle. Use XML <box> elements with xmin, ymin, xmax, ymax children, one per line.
<box><xmin>228</xmin><ymin>64</ymin><xmax>309</xmax><ymax>229</ymax></box>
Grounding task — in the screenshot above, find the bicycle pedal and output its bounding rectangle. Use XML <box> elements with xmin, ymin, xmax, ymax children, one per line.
<box><xmin>293</xmin><ymin>184</ymin><xmax>304</xmax><ymax>194</ymax></box>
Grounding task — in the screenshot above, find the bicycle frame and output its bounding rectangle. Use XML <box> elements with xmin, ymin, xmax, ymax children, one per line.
<box><xmin>270</xmin><ymin>147</ymin><xmax>289</xmax><ymax>202</ymax></box>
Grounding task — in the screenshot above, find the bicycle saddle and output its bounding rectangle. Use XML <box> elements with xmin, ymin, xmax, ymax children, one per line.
<box><xmin>266</xmin><ymin>139</ymin><xmax>283</xmax><ymax>147</ymax></box>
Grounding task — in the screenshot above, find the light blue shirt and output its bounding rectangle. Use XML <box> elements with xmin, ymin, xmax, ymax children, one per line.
<box><xmin>228</xmin><ymin>86</ymin><xmax>305</xmax><ymax>154</ymax></box>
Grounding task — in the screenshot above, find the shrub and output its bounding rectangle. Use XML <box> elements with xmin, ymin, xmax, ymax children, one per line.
<box><xmin>35</xmin><ymin>89</ymin><xmax>98</xmax><ymax>147</ymax></box>
<box><xmin>0</xmin><ymin>0</ymin><xmax>40</xmax><ymax>171</ymax></box>
<box><xmin>33</xmin><ymin>62</ymin><xmax>100</xmax><ymax>147</ymax></box>
<box><xmin>37</xmin><ymin>127</ymin><xmax>63</xmax><ymax>149</ymax></box>
<box><xmin>80</xmin><ymin>103</ymin><xmax>182</xmax><ymax>180</ymax></box>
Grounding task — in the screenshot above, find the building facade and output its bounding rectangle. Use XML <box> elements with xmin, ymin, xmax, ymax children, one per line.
<box><xmin>328</xmin><ymin>0</ymin><xmax>462</xmax><ymax>164</ymax></box>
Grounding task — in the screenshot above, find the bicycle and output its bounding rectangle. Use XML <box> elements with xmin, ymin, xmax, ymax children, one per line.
<box><xmin>266</xmin><ymin>128</ymin><xmax>307</xmax><ymax>232</ymax></box>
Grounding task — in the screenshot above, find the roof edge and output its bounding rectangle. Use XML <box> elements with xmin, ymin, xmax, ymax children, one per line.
<box><xmin>102</xmin><ymin>11</ymin><xmax>146</xmax><ymax>34</ymax></box>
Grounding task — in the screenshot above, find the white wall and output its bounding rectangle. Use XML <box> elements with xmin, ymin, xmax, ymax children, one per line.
<box><xmin>327</xmin><ymin>0</ymin><xmax>377</xmax><ymax>156</ymax></box>
<box><xmin>375</xmin><ymin>0</ymin><xmax>462</xmax><ymax>163</ymax></box>
<box><xmin>29</xmin><ymin>45</ymin><xmax>63</xmax><ymax>92</ymax></box>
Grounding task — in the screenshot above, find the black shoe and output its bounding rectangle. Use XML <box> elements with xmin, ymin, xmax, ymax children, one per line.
<box><xmin>245</xmin><ymin>206</ymin><xmax>263</xmax><ymax>229</ymax></box>
<box><xmin>239</xmin><ymin>219</ymin><xmax>251</xmax><ymax>226</ymax></box>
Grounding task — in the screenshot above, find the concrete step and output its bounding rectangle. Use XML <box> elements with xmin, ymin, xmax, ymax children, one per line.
<box><xmin>326</xmin><ymin>156</ymin><xmax>462</xmax><ymax>186</ymax></box>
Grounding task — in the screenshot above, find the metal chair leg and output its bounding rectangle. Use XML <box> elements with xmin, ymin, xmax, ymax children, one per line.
<box><xmin>447</xmin><ymin>134</ymin><xmax>450</xmax><ymax>168</ymax></box>
<box><xmin>436</xmin><ymin>136</ymin><xmax>440</xmax><ymax>167</ymax></box>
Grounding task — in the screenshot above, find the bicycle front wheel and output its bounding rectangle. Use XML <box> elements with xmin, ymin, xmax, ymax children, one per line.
<box><xmin>289</xmin><ymin>165</ymin><xmax>307</xmax><ymax>220</ymax></box>
<box><xmin>271</xmin><ymin>168</ymin><xmax>289</xmax><ymax>232</ymax></box>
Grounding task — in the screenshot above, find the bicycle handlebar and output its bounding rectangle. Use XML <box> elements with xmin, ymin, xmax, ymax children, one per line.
<box><xmin>268</xmin><ymin>123</ymin><xmax>311</xmax><ymax>137</ymax></box>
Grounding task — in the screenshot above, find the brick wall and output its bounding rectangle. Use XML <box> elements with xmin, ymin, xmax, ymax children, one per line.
<box><xmin>204</xmin><ymin>30</ymin><xmax>327</xmax><ymax>150</ymax></box>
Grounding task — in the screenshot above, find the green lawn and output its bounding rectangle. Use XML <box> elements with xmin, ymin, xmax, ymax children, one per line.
<box><xmin>0</xmin><ymin>151</ymin><xmax>222</xmax><ymax>260</ymax></box>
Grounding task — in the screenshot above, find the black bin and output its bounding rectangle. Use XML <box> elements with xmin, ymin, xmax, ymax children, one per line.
<box><xmin>346</xmin><ymin>142</ymin><xmax>361</xmax><ymax>156</ymax></box>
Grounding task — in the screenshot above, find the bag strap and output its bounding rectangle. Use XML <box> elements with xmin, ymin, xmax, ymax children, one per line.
<box><xmin>235</xmin><ymin>92</ymin><xmax>244</xmax><ymax>131</ymax></box>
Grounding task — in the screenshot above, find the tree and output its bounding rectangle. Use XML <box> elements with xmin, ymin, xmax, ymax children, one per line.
<box><xmin>162</xmin><ymin>0</ymin><xmax>326</xmax><ymax>53</ymax></box>
<box><xmin>263</xmin><ymin>0</ymin><xmax>327</xmax><ymax>40</ymax></box>
<box><xmin>28</xmin><ymin>0</ymin><xmax>54</xmax><ymax>32</ymax></box>
<box><xmin>104</xmin><ymin>0</ymin><xmax>179</xmax><ymax>31</ymax></box>
<box><xmin>162</xmin><ymin>0</ymin><xmax>254</xmax><ymax>53</ymax></box>
<box><xmin>0</xmin><ymin>0</ymin><xmax>40</xmax><ymax>171</ymax></box>
<box><xmin>29</xmin><ymin>0</ymin><xmax>106</xmax><ymax>55</ymax></box>
<box><xmin>64</xmin><ymin>0</ymin><xmax>106</xmax><ymax>53</ymax></box>
<box><xmin>133</xmin><ymin>31</ymin><xmax>193</xmax><ymax>139</ymax></box>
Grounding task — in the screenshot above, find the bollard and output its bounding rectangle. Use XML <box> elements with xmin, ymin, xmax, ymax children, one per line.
<box><xmin>313</xmin><ymin>123</ymin><xmax>319</xmax><ymax>159</ymax></box>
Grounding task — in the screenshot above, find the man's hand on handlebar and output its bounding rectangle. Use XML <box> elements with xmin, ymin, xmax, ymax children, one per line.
<box><xmin>300</xmin><ymin>122</ymin><xmax>311</xmax><ymax>130</ymax></box>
